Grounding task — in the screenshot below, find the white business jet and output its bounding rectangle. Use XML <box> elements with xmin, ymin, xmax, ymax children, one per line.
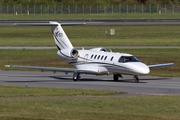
<box><xmin>5</xmin><ymin>21</ymin><xmax>175</xmax><ymax>83</ymax></box>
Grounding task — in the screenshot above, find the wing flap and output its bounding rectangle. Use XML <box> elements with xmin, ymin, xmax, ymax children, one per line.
<box><xmin>5</xmin><ymin>65</ymin><xmax>97</xmax><ymax>74</ymax></box>
<box><xmin>148</xmin><ymin>63</ymin><xmax>175</xmax><ymax>68</ymax></box>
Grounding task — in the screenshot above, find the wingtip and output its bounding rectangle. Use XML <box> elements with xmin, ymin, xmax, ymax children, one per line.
<box><xmin>5</xmin><ymin>65</ymin><xmax>11</xmax><ymax>67</ymax></box>
<box><xmin>168</xmin><ymin>63</ymin><xmax>176</xmax><ymax>66</ymax></box>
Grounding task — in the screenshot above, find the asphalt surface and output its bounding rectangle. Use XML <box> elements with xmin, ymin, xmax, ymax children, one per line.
<box><xmin>1</xmin><ymin>70</ymin><xmax>180</xmax><ymax>95</ymax></box>
<box><xmin>1</xmin><ymin>20</ymin><xmax>180</xmax><ymax>26</ymax></box>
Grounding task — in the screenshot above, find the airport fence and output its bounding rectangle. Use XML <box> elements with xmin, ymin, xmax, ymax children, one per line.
<box><xmin>0</xmin><ymin>4</ymin><xmax>179</xmax><ymax>14</ymax></box>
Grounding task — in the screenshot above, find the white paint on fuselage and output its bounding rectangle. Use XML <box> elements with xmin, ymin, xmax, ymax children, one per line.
<box><xmin>61</xmin><ymin>49</ymin><xmax>150</xmax><ymax>76</ymax></box>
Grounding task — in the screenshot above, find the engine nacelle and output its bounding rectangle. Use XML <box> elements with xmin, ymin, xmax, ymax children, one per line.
<box><xmin>57</xmin><ymin>48</ymin><xmax>79</xmax><ymax>59</ymax></box>
<box><xmin>90</xmin><ymin>47</ymin><xmax>107</xmax><ymax>52</ymax></box>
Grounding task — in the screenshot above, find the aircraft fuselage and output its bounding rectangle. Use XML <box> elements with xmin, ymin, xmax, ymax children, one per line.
<box><xmin>57</xmin><ymin>49</ymin><xmax>150</xmax><ymax>76</ymax></box>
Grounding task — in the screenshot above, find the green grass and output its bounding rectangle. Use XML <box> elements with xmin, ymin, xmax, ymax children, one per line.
<box><xmin>0</xmin><ymin>49</ymin><xmax>69</xmax><ymax>69</ymax></box>
<box><xmin>0</xmin><ymin>85</ymin><xmax>121</xmax><ymax>97</ymax></box>
<box><xmin>0</xmin><ymin>95</ymin><xmax>180</xmax><ymax>119</ymax></box>
<box><xmin>0</xmin><ymin>13</ymin><xmax>180</xmax><ymax>20</ymax></box>
<box><xmin>1</xmin><ymin>25</ymin><xmax>180</xmax><ymax>46</ymax></box>
<box><xmin>1</xmin><ymin>49</ymin><xmax>179</xmax><ymax>77</ymax></box>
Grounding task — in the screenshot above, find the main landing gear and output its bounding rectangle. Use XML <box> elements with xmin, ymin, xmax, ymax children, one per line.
<box><xmin>113</xmin><ymin>74</ymin><xmax>123</xmax><ymax>81</ymax></box>
<box><xmin>73</xmin><ymin>73</ymin><xmax>80</xmax><ymax>81</ymax></box>
<box><xmin>134</xmin><ymin>75</ymin><xmax>139</xmax><ymax>83</ymax></box>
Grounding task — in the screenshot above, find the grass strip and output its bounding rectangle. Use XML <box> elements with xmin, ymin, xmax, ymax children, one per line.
<box><xmin>1</xmin><ymin>49</ymin><xmax>179</xmax><ymax>77</ymax></box>
<box><xmin>0</xmin><ymin>96</ymin><xmax>180</xmax><ymax>120</ymax></box>
<box><xmin>1</xmin><ymin>25</ymin><xmax>180</xmax><ymax>46</ymax></box>
<box><xmin>0</xmin><ymin>85</ymin><xmax>121</xmax><ymax>97</ymax></box>
<box><xmin>0</xmin><ymin>13</ymin><xmax>180</xmax><ymax>20</ymax></box>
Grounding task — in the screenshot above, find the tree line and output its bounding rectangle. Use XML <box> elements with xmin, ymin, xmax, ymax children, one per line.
<box><xmin>0</xmin><ymin>0</ymin><xmax>179</xmax><ymax>5</ymax></box>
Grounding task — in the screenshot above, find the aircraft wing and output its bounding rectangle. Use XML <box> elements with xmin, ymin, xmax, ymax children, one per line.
<box><xmin>13</xmin><ymin>23</ymin><xmax>86</xmax><ymax>26</ymax></box>
<box><xmin>148</xmin><ymin>63</ymin><xmax>175</xmax><ymax>68</ymax></box>
<box><xmin>5</xmin><ymin>65</ymin><xmax>97</xmax><ymax>74</ymax></box>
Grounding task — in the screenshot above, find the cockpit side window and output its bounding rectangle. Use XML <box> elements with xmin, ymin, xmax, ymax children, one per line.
<box><xmin>118</xmin><ymin>56</ymin><xmax>140</xmax><ymax>63</ymax></box>
<box><xmin>118</xmin><ymin>56</ymin><xmax>124</xmax><ymax>62</ymax></box>
<box><xmin>124</xmin><ymin>56</ymin><xmax>134</xmax><ymax>62</ymax></box>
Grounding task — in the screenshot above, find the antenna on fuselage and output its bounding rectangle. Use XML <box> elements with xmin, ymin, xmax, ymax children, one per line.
<box><xmin>109</xmin><ymin>49</ymin><xmax>112</xmax><ymax>53</ymax></box>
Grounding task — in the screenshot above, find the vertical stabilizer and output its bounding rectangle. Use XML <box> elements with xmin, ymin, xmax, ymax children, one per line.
<box><xmin>50</xmin><ymin>21</ymin><xmax>73</xmax><ymax>50</ymax></box>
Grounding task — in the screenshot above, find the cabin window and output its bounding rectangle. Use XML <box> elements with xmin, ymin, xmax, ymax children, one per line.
<box><xmin>94</xmin><ymin>55</ymin><xmax>97</xmax><ymax>59</ymax></box>
<box><xmin>118</xmin><ymin>56</ymin><xmax>140</xmax><ymax>63</ymax></box>
<box><xmin>104</xmin><ymin>56</ymin><xmax>107</xmax><ymax>60</ymax></box>
<box><xmin>101</xmin><ymin>56</ymin><xmax>104</xmax><ymax>60</ymax></box>
<box><xmin>91</xmin><ymin>54</ymin><xmax>94</xmax><ymax>59</ymax></box>
<box><xmin>97</xmin><ymin>55</ymin><xmax>100</xmax><ymax>59</ymax></box>
<box><xmin>110</xmin><ymin>56</ymin><xmax>114</xmax><ymax>61</ymax></box>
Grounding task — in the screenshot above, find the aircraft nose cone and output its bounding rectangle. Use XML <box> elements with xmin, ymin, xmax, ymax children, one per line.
<box><xmin>140</xmin><ymin>65</ymin><xmax>150</xmax><ymax>75</ymax></box>
<box><xmin>130</xmin><ymin>62</ymin><xmax>150</xmax><ymax>75</ymax></box>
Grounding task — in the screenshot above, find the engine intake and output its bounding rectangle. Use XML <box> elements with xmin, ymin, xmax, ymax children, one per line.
<box><xmin>71</xmin><ymin>49</ymin><xmax>78</xmax><ymax>58</ymax></box>
<box><xmin>57</xmin><ymin>48</ymin><xmax>79</xmax><ymax>59</ymax></box>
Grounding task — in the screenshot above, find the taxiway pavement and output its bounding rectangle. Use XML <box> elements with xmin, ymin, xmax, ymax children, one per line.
<box><xmin>0</xmin><ymin>70</ymin><xmax>180</xmax><ymax>95</ymax></box>
<box><xmin>1</xmin><ymin>20</ymin><xmax>180</xmax><ymax>26</ymax></box>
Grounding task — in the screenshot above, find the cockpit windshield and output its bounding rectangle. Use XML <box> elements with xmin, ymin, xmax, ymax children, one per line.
<box><xmin>118</xmin><ymin>56</ymin><xmax>140</xmax><ymax>63</ymax></box>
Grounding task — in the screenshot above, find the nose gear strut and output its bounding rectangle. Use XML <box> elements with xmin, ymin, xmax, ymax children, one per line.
<box><xmin>134</xmin><ymin>75</ymin><xmax>139</xmax><ymax>83</ymax></box>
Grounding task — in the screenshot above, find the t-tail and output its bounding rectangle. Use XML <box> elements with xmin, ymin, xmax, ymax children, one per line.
<box><xmin>50</xmin><ymin>21</ymin><xmax>73</xmax><ymax>50</ymax></box>
<box><xmin>49</xmin><ymin>21</ymin><xmax>81</xmax><ymax>59</ymax></box>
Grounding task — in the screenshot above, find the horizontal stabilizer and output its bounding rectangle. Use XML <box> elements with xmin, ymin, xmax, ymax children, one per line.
<box><xmin>5</xmin><ymin>65</ymin><xmax>97</xmax><ymax>74</ymax></box>
<box><xmin>148</xmin><ymin>63</ymin><xmax>175</xmax><ymax>68</ymax></box>
<box><xmin>13</xmin><ymin>23</ymin><xmax>86</xmax><ymax>26</ymax></box>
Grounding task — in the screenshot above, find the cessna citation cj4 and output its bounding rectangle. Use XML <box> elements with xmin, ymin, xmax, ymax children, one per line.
<box><xmin>5</xmin><ymin>21</ymin><xmax>175</xmax><ymax>83</ymax></box>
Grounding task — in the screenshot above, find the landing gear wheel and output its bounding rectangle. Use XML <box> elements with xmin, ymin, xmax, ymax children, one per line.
<box><xmin>73</xmin><ymin>77</ymin><xmax>79</xmax><ymax>81</ymax></box>
<box><xmin>134</xmin><ymin>75</ymin><xmax>139</xmax><ymax>83</ymax></box>
<box><xmin>73</xmin><ymin>73</ymin><xmax>80</xmax><ymax>81</ymax></box>
<box><xmin>113</xmin><ymin>74</ymin><xmax>119</xmax><ymax>81</ymax></box>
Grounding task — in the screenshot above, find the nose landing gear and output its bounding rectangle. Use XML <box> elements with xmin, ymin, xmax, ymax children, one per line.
<box><xmin>113</xmin><ymin>74</ymin><xmax>119</xmax><ymax>81</ymax></box>
<box><xmin>134</xmin><ymin>75</ymin><xmax>139</xmax><ymax>83</ymax></box>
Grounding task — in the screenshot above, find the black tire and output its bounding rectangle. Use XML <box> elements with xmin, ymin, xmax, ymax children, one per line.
<box><xmin>113</xmin><ymin>74</ymin><xmax>119</xmax><ymax>81</ymax></box>
<box><xmin>135</xmin><ymin>77</ymin><xmax>139</xmax><ymax>83</ymax></box>
<box><xmin>73</xmin><ymin>78</ymin><xmax>79</xmax><ymax>81</ymax></box>
<box><xmin>73</xmin><ymin>73</ymin><xmax>80</xmax><ymax>81</ymax></box>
